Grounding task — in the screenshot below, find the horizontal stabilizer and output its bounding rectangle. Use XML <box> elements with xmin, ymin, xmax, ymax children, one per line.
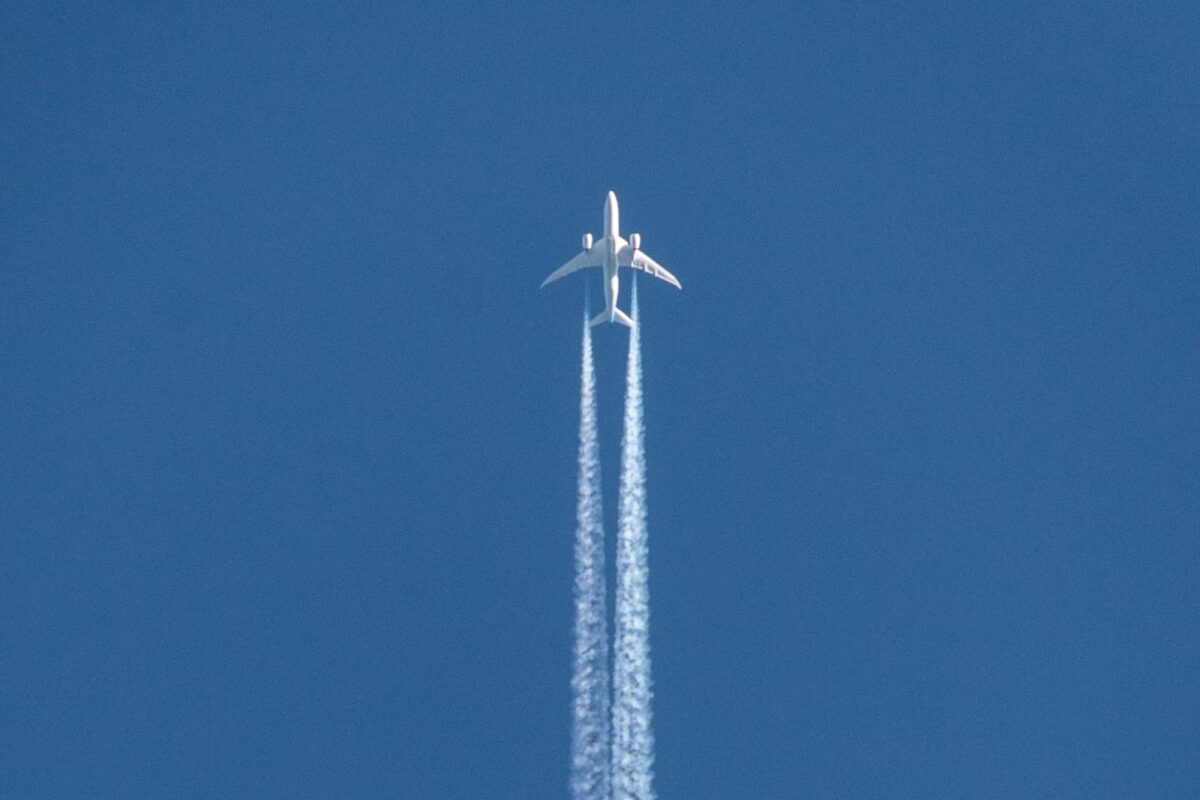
<box><xmin>590</xmin><ymin>307</ymin><xmax>634</xmax><ymax>328</ymax></box>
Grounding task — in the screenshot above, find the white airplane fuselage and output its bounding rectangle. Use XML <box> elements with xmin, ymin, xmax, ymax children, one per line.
<box><xmin>599</xmin><ymin>190</ymin><xmax>623</xmax><ymax>324</ymax></box>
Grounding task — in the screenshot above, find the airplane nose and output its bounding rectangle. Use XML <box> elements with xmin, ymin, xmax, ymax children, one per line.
<box><xmin>607</xmin><ymin>190</ymin><xmax>616</xmax><ymax>204</ymax></box>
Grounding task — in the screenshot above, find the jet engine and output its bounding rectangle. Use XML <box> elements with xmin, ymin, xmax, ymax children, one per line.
<box><xmin>582</xmin><ymin>233</ymin><xmax>593</xmax><ymax>250</ymax></box>
<box><xmin>629</xmin><ymin>232</ymin><xmax>641</xmax><ymax>250</ymax></box>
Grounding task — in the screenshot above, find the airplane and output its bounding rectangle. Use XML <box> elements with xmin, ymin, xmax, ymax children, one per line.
<box><xmin>540</xmin><ymin>191</ymin><xmax>681</xmax><ymax>327</ymax></box>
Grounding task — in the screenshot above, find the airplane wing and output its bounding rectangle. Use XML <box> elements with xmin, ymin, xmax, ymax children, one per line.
<box><xmin>618</xmin><ymin>246</ymin><xmax>682</xmax><ymax>289</ymax></box>
<box><xmin>541</xmin><ymin>248</ymin><xmax>602</xmax><ymax>288</ymax></box>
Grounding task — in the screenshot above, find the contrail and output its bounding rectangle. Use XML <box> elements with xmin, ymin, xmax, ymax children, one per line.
<box><xmin>569</xmin><ymin>311</ymin><xmax>611</xmax><ymax>800</ymax></box>
<box><xmin>612</xmin><ymin>279</ymin><xmax>655</xmax><ymax>800</ymax></box>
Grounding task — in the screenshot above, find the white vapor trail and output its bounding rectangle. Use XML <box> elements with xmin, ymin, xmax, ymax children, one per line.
<box><xmin>570</xmin><ymin>312</ymin><xmax>610</xmax><ymax>800</ymax></box>
<box><xmin>612</xmin><ymin>279</ymin><xmax>655</xmax><ymax>800</ymax></box>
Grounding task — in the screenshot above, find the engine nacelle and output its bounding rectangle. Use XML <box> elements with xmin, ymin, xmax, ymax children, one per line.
<box><xmin>582</xmin><ymin>233</ymin><xmax>593</xmax><ymax>250</ymax></box>
<box><xmin>629</xmin><ymin>232</ymin><xmax>641</xmax><ymax>251</ymax></box>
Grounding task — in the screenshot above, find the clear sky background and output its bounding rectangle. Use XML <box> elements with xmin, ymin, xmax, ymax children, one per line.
<box><xmin>4</xmin><ymin>3</ymin><xmax>1198</xmax><ymax>798</ymax></box>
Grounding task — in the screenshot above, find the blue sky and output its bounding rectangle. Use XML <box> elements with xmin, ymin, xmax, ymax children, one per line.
<box><xmin>3</xmin><ymin>2</ymin><xmax>1198</xmax><ymax>797</ymax></box>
